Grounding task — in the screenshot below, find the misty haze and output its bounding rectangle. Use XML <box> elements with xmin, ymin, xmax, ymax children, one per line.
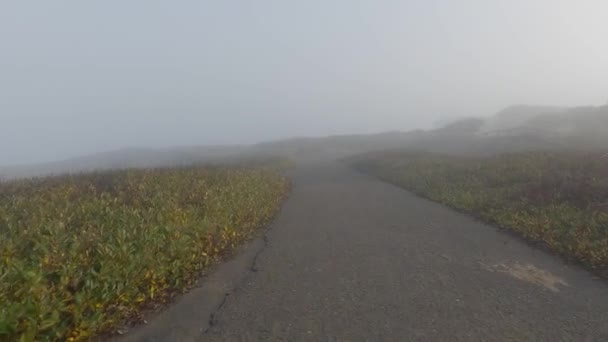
<box><xmin>1</xmin><ymin>1</ymin><xmax>608</xmax><ymax>341</ymax></box>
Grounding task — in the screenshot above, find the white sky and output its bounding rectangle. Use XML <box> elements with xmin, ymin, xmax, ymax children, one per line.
<box><xmin>1</xmin><ymin>1</ymin><xmax>607</xmax><ymax>165</ymax></box>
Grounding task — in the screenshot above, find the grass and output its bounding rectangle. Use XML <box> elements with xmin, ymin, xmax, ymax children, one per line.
<box><xmin>0</xmin><ymin>164</ymin><xmax>289</xmax><ymax>341</ymax></box>
<box><xmin>351</xmin><ymin>150</ymin><xmax>608</xmax><ymax>272</ymax></box>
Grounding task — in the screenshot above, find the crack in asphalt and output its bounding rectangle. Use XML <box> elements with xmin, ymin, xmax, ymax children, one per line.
<box><xmin>251</xmin><ymin>234</ymin><xmax>269</xmax><ymax>273</ymax></box>
<box><xmin>200</xmin><ymin>231</ymin><xmax>271</xmax><ymax>338</ymax></box>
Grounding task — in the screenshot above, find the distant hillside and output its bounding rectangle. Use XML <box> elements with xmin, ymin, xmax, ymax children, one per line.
<box><xmin>249</xmin><ymin>130</ymin><xmax>428</xmax><ymax>162</ymax></box>
<box><xmin>0</xmin><ymin>145</ymin><xmax>245</xmax><ymax>179</ymax></box>
<box><xmin>3</xmin><ymin>104</ymin><xmax>606</xmax><ymax>179</ymax></box>
<box><xmin>526</xmin><ymin>105</ymin><xmax>608</xmax><ymax>133</ymax></box>
<box><xmin>474</xmin><ymin>105</ymin><xmax>607</xmax><ymax>147</ymax></box>
<box><xmin>478</xmin><ymin>105</ymin><xmax>567</xmax><ymax>134</ymax></box>
<box><xmin>525</xmin><ymin>105</ymin><xmax>608</xmax><ymax>149</ymax></box>
<box><xmin>432</xmin><ymin>118</ymin><xmax>484</xmax><ymax>136</ymax></box>
<box><xmin>375</xmin><ymin>104</ymin><xmax>607</xmax><ymax>156</ymax></box>
<box><xmin>440</xmin><ymin>105</ymin><xmax>608</xmax><ymax>149</ymax></box>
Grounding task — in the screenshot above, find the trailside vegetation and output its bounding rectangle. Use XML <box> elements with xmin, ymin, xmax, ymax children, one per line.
<box><xmin>0</xmin><ymin>165</ymin><xmax>289</xmax><ymax>341</ymax></box>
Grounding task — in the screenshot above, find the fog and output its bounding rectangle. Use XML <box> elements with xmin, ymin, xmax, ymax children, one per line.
<box><xmin>1</xmin><ymin>1</ymin><xmax>607</xmax><ymax>166</ymax></box>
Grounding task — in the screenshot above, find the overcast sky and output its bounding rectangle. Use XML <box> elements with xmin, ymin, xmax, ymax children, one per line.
<box><xmin>1</xmin><ymin>1</ymin><xmax>607</xmax><ymax>165</ymax></box>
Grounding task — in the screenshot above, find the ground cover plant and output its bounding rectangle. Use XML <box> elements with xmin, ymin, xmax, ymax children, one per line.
<box><xmin>352</xmin><ymin>151</ymin><xmax>608</xmax><ymax>272</ymax></box>
<box><xmin>0</xmin><ymin>164</ymin><xmax>289</xmax><ymax>341</ymax></box>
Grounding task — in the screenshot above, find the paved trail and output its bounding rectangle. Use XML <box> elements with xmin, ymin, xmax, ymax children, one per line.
<box><xmin>128</xmin><ymin>162</ymin><xmax>608</xmax><ymax>341</ymax></box>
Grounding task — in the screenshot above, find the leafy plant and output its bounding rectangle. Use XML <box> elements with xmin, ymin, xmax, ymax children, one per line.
<box><xmin>0</xmin><ymin>165</ymin><xmax>289</xmax><ymax>341</ymax></box>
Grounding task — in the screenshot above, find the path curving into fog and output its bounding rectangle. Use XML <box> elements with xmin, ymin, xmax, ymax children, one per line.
<box><xmin>125</xmin><ymin>161</ymin><xmax>608</xmax><ymax>342</ymax></box>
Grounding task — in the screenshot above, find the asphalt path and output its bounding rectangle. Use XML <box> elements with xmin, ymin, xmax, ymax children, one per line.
<box><xmin>124</xmin><ymin>162</ymin><xmax>608</xmax><ymax>342</ymax></box>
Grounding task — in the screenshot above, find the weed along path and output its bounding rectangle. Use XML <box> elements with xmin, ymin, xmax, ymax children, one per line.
<box><xmin>124</xmin><ymin>162</ymin><xmax>608</xmax><ymax>341</ymax></box>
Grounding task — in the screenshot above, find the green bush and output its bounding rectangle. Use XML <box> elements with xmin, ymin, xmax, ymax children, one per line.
<box><xmin>0</xmin><ymin>167</ymin><xmax>289</xmax><ymax>341</ymax></box>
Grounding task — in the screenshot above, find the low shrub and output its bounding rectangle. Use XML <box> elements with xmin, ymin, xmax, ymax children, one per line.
<box><xmin>0</xmin><ymin>166</ymin><xmax>289</xmax><ymax>341</ymax></box>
